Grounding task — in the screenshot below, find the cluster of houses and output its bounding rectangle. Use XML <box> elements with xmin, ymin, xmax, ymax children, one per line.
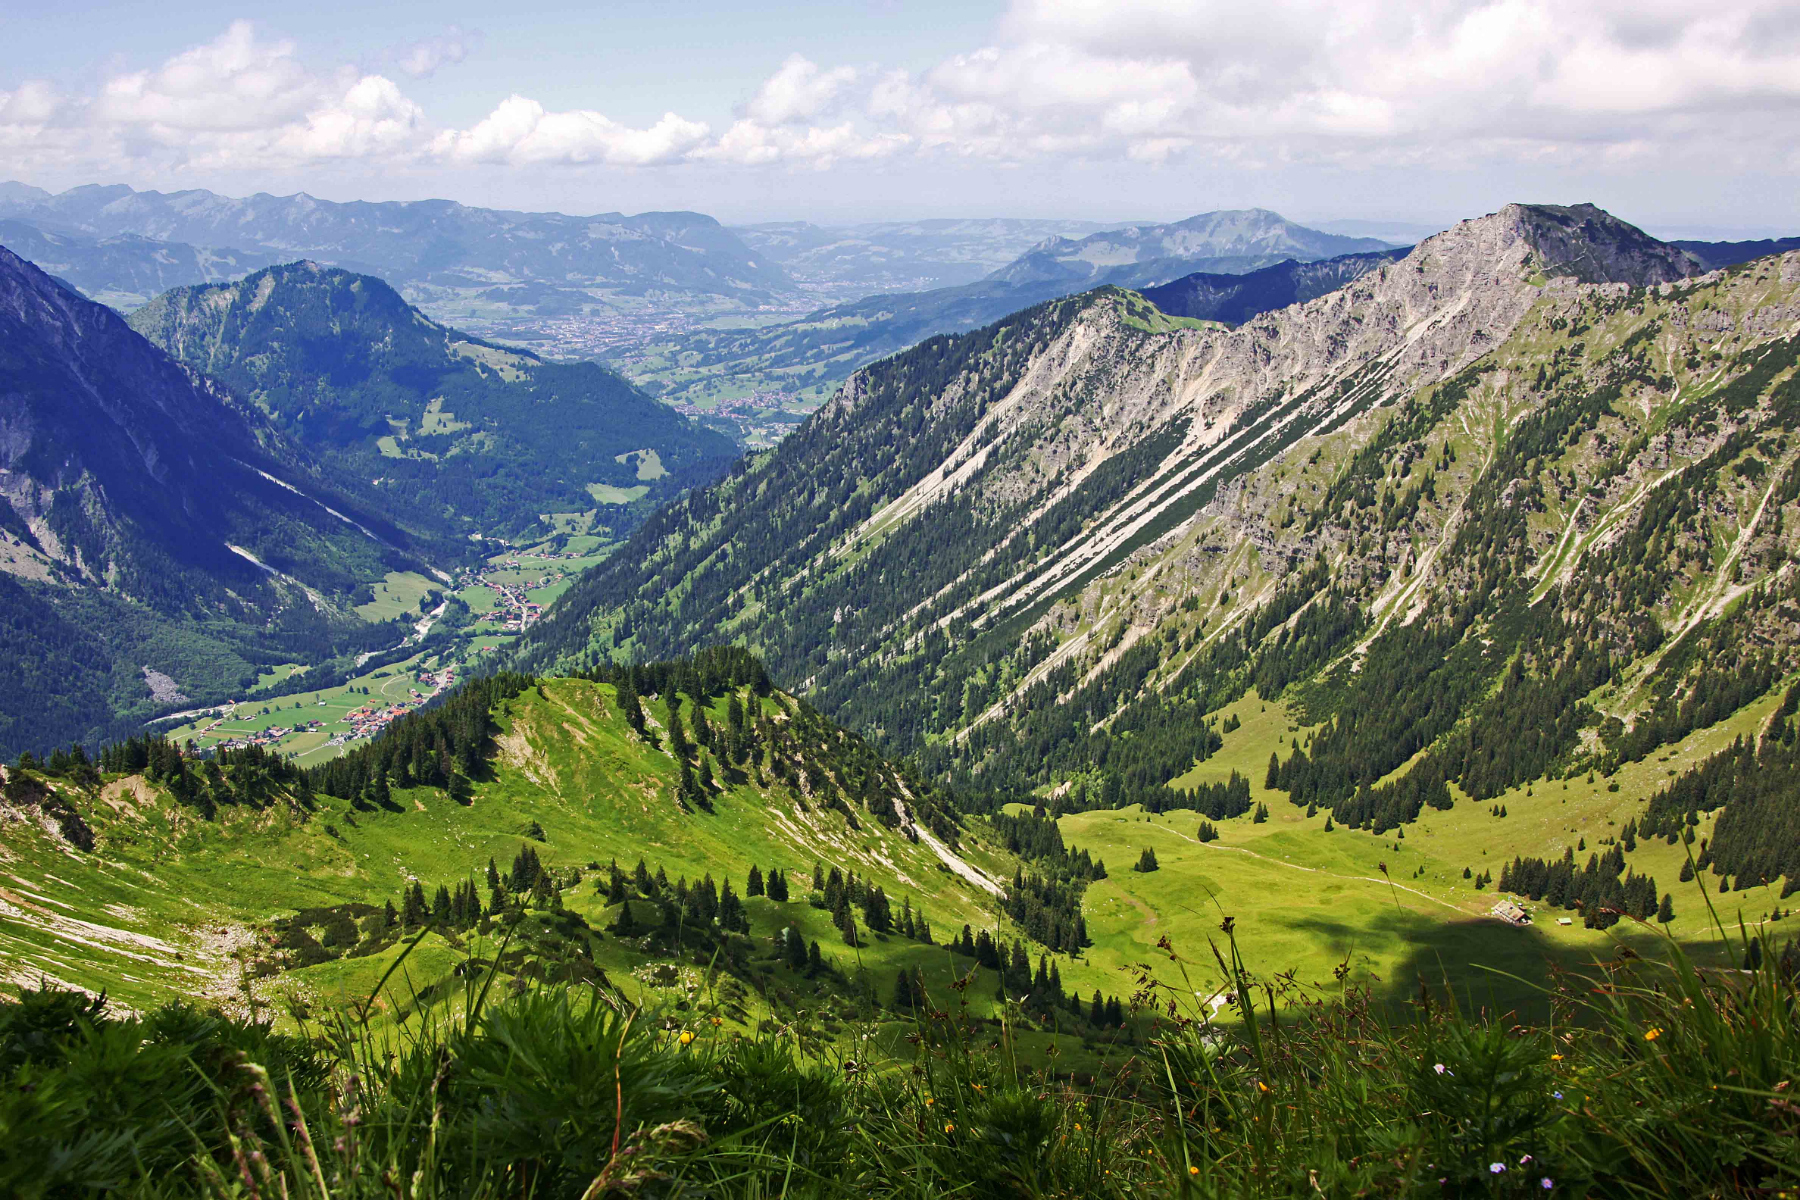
<box><xmin>212</xmin><ymin>719</ymin><xmax>326</xmax><ymax>753</ymax></box>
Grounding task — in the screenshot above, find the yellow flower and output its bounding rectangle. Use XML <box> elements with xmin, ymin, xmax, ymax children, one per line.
<box><xmin>944</xmin><ymin>1123</ymin><xmax>955</xmax><ymax>1134</ymax></box>
<box><xmin>678</xmin><ymin>1030</ymin><xmax>695</xmax><ymax>1045</ymax></box>
<box><xmin>924</xmin><ymin>1097</ymin><xmax>935</xmax><ymax>1107</ymax></box>
<box><xmin>1644</xmin><ymin>1027</ymin><xmax>1663</xmax><ymax>1042</ymax></box>
<box><xmin>1074</xmin><ymin>1123</ymin><xmax>1081</xmax><ymax>1131</ymax></box>
<box><xmin>710</xmin><ymin>1017</ymin><xmax>722</xmax><ymax>1026</ymax></box>
<box><xmin>1189</xmin><ymin>1166</ymin><xmax>1200</xmax><ymax>1176</ymax></box>
<box><xmin>1256</xmin><ymin>1081</ymin><xmax>1270</xmax><ymax>1093</ymax></box>
<box><xmin>1550</xmin><ymin>1053</ymin><xmax>1563</xmax><ymax>1061</ymax></box>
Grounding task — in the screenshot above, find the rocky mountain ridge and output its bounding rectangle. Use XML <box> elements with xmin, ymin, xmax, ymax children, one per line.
<box><xmin>522</xmin><ymin>201</ymin><xmax>1800</xmax><ymax>835</ymax></box>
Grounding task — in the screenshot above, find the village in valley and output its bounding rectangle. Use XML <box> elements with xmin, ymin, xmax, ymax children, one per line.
<box><xmin>159</xmin><ymin>538</ymin><xmax>609</xmax><ymax>766</ymax></box>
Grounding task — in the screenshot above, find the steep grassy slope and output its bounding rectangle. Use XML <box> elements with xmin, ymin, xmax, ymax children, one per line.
<box><xmin>0</xmin><ymin>666</ymin><xmax>1073</xmax><ymax>1042</ymax></box>
<box><xmin>130</xmin><ymin>263</ymin><xmax>738</xmax><ymax>543</ymax></box>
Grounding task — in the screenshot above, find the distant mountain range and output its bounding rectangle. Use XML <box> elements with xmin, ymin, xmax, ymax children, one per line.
<box><xmin>731</xmin><ymin>218</ymin><xmax>1134</xmax><ymax>296</ymax></box>
<box><xmin>0</xmin><ymin>220</ymin><xmax>279</xmax><ymax>309</ymax></box>
<box><xmin>986</xmin><ymin>209</ymin><xmax>1397</xmax><ymax>288</ymax></box>
<box><xmin>128</xmin><ymin>263</ymin><xmax>738</xmax><ymax>543</ymax></box>
<box><xmin>609</xmin><ymin>209</ymin><xmax>1408</xmax><ymax>414</ymax></box>
<box><xmin>0</xmin><ymin>182</ymin><xmax>790</xmax><ymax>302</ymax></box>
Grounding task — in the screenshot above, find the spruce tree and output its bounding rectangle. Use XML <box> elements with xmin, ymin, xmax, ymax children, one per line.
<box><xmin>807</xmin><ymin>940</ymin><xmax>823</xmax><ymax>976</ymax></box>
<box><xmin>747</xmin><ymin>865</ymin><xmax>764</xmax><ymax>897</ymax></box>
<box><xmin>1134</xmin><ymin>847</ymin><xmax>1160</xmax><ymax>872</ymax></box>
<box><xmin>718</xmin><ymin>879</ymin><xmax>744</xmax><ymax>932</ymax></box>
<box><xmin>402</xmin><ymin>882</ymin><xmax>427</xmax><ymax>928</ymax></box>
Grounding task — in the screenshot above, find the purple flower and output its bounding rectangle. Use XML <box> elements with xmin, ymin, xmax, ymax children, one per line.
<box><xmin>1541</xmin><ymin>1179</ymin><xmax>1554</xmax><ymax>1190</ymax></box>
<box><xmin>1519</xmin><ymin>1155</ymin><xmax>1533</xmax><ymax>1165</ymax></box>
<box><xmin>1490</xmin><ymin>1163</ymin><xmax>1507</xmax><ymax>1174</ymax></box>
<box><xmin>1552</xmin><ymin>1091</ymin><xmax>1563</xmax><ymax>1100</ymax></box>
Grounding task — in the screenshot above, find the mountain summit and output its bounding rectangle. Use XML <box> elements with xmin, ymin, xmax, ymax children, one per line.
<box><xmin>987</xmin><ymin>209</ymin><xmax>1398</xmax><ymax>288</ymax></box>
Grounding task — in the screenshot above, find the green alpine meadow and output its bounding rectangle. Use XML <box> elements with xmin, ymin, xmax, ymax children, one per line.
<box><xmin>6</xmin><ymin>106</ymin><xmax>1800</xmax><ymax>1193</ymax></box>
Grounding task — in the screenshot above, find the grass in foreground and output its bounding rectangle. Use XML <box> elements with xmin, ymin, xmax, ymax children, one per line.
<box><xmin>5</xmin><ymin>910</ymin><xmax>1799</xmax><ymax>1199</ymax></box>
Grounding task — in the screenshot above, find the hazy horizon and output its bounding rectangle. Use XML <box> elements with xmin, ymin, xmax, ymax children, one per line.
<box><xmin>2</xmin><ymin>2</ymin><xmax>1797</xmax><ymax>236</ymax></box>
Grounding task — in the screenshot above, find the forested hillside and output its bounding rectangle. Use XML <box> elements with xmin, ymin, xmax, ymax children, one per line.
<box><xmin>0</xmin><ymin>247</ymin><xmax>436</xmax><ymax>757</ymax></box>
<box><xmin>522</xmin><ymin>202</ymin><xmax>1800</xmax><ymax>891</ymax></box>
<box><xmin>130</xmin><ymin>262</ymin><xmax>738</xmax><ymax>542</ymax></box>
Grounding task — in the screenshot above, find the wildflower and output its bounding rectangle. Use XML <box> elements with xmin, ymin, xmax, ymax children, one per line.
<box><xmin>711</xmin><ymin>1017</ymin><xmax>722</xmax><ymax>1026</ymax></box>
<box><xmin>1519</xmin><ymin>1155</ymin><xmax>1533</xmax><ymax>1166</ymax></box>
<box><xmin>1490</xmin><ymin>1163</ymin><xmax>1507</xmax><ymax>1174</ymax></box>
<box><xmin>1550</xmin><ymin>1053</ymin><xmax>1562</xmax><ymax>1061</ymax></box>
<box><xmin>1542</xmin><ymin>1180</ymin><xmax>1554</xmax><ymax>1190</ymax></box>
<box><xmin>1553</xmin><ymin>1091</ymin><xmax>1563</xmax><ymax>1100</ymax></box>
<box><xmin>678</xmin><ymin>1030</ymin><xmax>695</xmax><ymax>1045</ymax></box>
<box><xmin>1256</xmin><ymin>1081</ymin><xmax>1270</xmax><ymax>1093</ymax></box>
<box><xmin>924</xmin><ymin>1097</ymin><xmax>935</xmax><ymax>1107</ymax></box>
<box><xmin>944</xmin><ymin>1123</ymin><xmax>955</xmax><ymax>1134</ymax></box>
<box><xmin>1644</xmin><ymin>1027</ymin><xmax>1663</xmax><ymax>1042</ymax></box>
<box><xmin>1189</xmin><ymin>1166</ymin><xmax>1200</xmax><ymax>1176</ymax></box>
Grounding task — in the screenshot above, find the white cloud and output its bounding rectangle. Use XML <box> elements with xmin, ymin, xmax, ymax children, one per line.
<box><xmin>4</xmin><ymin>5</ymin><xmax>1800</xmax><ymax>188</ymax></box>
<box><xmin>432</xmin><ymin>97</ymin><xmax>709</xmax><ymax>166</ymax></box>
<box><xmin>743</xmin><ymin>55</ymin><xmax>858</xmax><ymax>125</ymax></box>
<box><xmin>389</xmin><ymin>27</ymin><xmax>482</xmax><ymax>80</ymax></box>
<box><xmin>94</xmin><ymin>20</ymin><xmax>318</xmax><ymax>133</ymax></box>
<box><xmin>0</xmin><ymin>81</ymin><xmax>61</xmax><ymax>128</ymax></box>
<box><xmin>282</xmin><ymin>75</ymin><xmax>424</xmax><ymax>160</ymax></box>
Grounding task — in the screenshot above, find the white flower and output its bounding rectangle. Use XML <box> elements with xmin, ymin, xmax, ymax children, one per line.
<box><xmin>1433</xmin><ymin>1063</ymin><xmax>1449</xmax><ymax>1075</ymax></box>
<box><xmin>1490</xmin><ymin>1162</ymin><xmax>1507</xmax><ymax>1174</ymax></box>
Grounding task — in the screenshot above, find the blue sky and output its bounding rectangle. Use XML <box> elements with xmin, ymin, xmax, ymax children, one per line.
<box><xmin>3</xmin><ymin>1</ymin><xmax>1798</xmax><ymax>234</ymax></box>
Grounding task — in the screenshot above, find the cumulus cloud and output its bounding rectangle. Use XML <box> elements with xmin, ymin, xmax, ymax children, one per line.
<box><xmin>744</xmin><ymin>54</ymin><xmax>858</xmax><ymax>125</ymax></box>
<box><xmin>432</xmin><ymin>96</ymin><xmax>709</xmax><ymax>166</ymax></box>
<box><xmin>975</xmin><ymin>0</ymin><xmax>1800</xmax><ymax>163</ymax></box>
<box><xmin>93</xmin><ymin>20</ymin><xmax>318</xmax><ymax>134</ymax></box>
<box><xmin>4</xmin><ymin>5</ymin><xmax>1799</xmax><ymax>184</ymax></box>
